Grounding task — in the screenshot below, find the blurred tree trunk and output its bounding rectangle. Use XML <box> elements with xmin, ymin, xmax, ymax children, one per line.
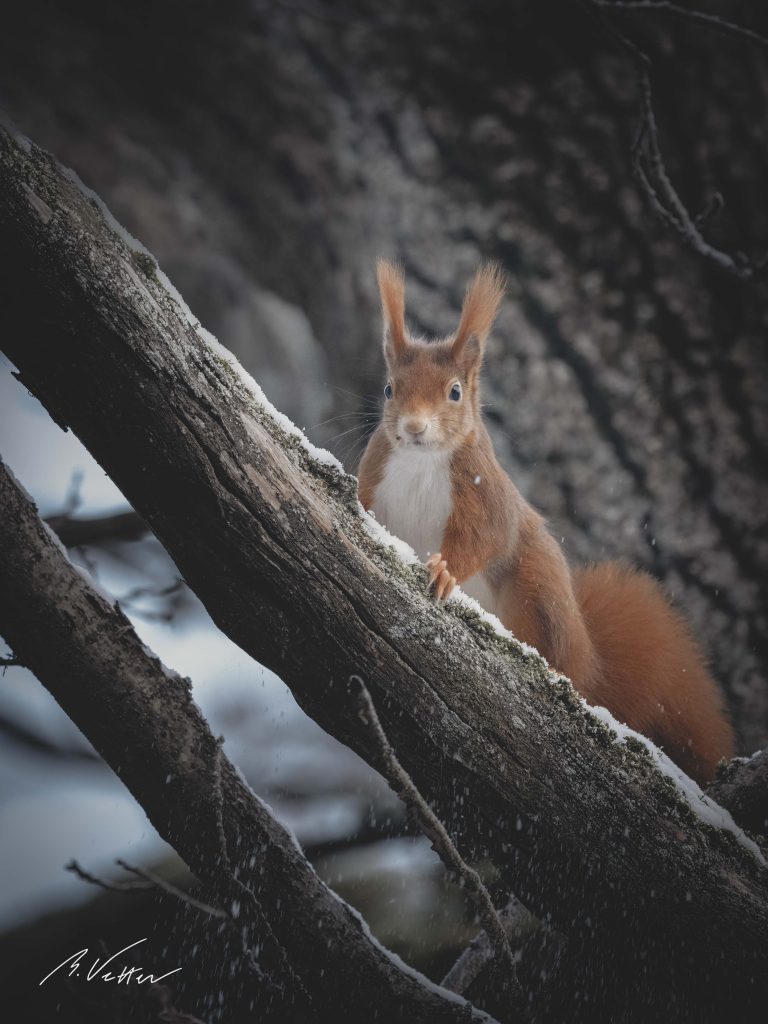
<box><xmin>1</xmin><ymin>0</ymin><xmax>765</xmax><ymax>751</ymax></box>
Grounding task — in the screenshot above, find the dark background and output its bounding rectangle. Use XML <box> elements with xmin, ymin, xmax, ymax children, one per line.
<box><xmin>1</xmin><ymin>1</ymin><xmax>766</xmax><ymax>1020</ymax></box>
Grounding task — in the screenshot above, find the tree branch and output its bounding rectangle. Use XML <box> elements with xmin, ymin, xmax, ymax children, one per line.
<box><xmin>45</xmin><ymin>508</ymin><xmax>148</xmax><ymax>547</ymax></box>
<box><xmin>708</xmin><ymin>749</ymin><xmax>768</xmax><ymax>839</ymax></box>
<box><xmin>441</xmin><ymin>897</ymin><xmax>536</xmax><ymax>996</ymax></box>
<box><xmin>1</xmin><ymin>120</ymin><xmax>767</xmax><ymax>1016</ymax></box>
<box><xmin>351</xmin><ymin>676</ymin><xmax>520</xmax><ymax>995</ymax></box>
<box><xmin>66</xmin><ymin>859</ymin><xmax>229</xmax><ymax>920</ymax></box>
<box><xmin>593</xmin><ymin>1</ymin><xmax>768</xmax><ymax>52</ymax></box>
<box><xmin>582</xmin><ymin>0</ymin><xmax>768</xmax><ymax>280</ymax></box>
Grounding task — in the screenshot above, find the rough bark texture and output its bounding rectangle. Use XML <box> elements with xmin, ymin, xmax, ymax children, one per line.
<box><xmin>1</xmin><ymin>122</ymin><xmax>767</xmax><ymax>1022</ymax></box>
<box><xmin>708</xmin><ymin>750</ymin><xmax>768</xmax><ymax>840</ymax></box>
<box><xmin>0</xmin><ymin>0</ymin><xmax>766</xmax><ymax>756</ymax></box>
<box><xmin>0</xmin><ymin>460</ymin><xmax>488</xmax><ymax>1024</ymax></box>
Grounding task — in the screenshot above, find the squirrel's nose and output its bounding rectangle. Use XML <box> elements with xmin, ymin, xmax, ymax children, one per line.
<box><xmin>403</xmin><ymin>417</ymin><xmax>428</xmax><ymax>437</ymax></box>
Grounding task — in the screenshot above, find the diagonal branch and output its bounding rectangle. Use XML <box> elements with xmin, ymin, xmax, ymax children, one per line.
<box><xmin>351</xmin><ymin>677</ymin><xmax>519</xmax><ymax>989</ymax></box>
<box><xmin>441</xmin><ymin>897</ymin><xmax>543</xmax><ymax>998</ymax></box>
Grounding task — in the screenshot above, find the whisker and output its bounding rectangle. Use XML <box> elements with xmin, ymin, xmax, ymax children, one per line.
<box><xmin>331</xmin><ymin>422</ymin><xmax>378</xmax><ymax>467</ymax></box>
<box><xmin>307</xmin><ymin>412</ymin><xmax>377</xmax><ymax>431</ymax></box>
<box><xmin>331</xmin><ymin>384</ymin><xmax>383</xmax><ymax>404</ymax></box>
<box><xmin>327</xmin><ymin>422</ymin><xmax>378</xmax><ymax>445</ymax></box>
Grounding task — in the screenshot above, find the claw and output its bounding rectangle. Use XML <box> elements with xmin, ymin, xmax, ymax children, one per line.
<box><xmin>426</xmin><ymin>552</ymin><xmax>457</xmax><ymax>602</ymax></box>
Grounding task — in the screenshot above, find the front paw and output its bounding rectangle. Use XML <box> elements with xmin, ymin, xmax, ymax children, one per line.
<box><xmin>426</xmin><ymin>552</ymin><xmax>457</xmax><ymax>601</ymax></box>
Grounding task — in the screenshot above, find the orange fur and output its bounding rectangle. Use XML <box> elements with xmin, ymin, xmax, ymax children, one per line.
<box><xmin>376</xmin><ymin>259</ymin><xmax>408</xmax><ymax>358</ymax></box>
<box><xmin>359</xmin><ymin>261</ymin><xmax>735</xmax><ymax>784</ymax></box>
<box><xmin>575</xmin><ymin>564</ymin><xmax>734</xmax><ymax>783</ymax></box>
<box><xmin>453</xmin><ymin>263</ymin><xmax>507</xmax><ymax>355</ymax></box>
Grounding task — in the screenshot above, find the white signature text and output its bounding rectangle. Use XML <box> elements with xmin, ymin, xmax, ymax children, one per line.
<box><xmin>40</xmin><ymin>937</ymin><xmax>182</xmax><ymax>987</ymax></box>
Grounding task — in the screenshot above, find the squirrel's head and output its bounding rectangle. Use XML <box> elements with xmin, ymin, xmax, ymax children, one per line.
<box><xmin>375</xmin><ymin>260</ymin><xmax>506</xmax><ymax>451</ymax></box>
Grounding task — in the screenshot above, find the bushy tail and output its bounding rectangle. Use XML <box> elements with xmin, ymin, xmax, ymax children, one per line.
<box><xmin>574</xmin><ymin>562</ymin><xmax>734</xmax><ymax>785</ymax></box>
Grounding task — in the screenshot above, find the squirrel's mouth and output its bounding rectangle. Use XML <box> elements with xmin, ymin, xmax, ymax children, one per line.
<box><xmin>396</xmin><ymin>435</ymin><xmax>442</xmax><ymax>450</ymax></box>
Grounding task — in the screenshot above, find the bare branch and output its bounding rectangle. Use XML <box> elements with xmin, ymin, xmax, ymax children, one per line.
<box><xmin>115</xmin><ymin>859</ymin><xmax>231</xmax><ymax>919</ymax></box>
<box><xmin>61</xmin><ymin>469</ymin><xmax>84</xmax><ymax>517</ymax></box>
<box><xmin>67</xmin><ymin>858</ymin><xmax>229</xmax><ymax>919</ymax></box>
<box><xmin>441</xmin><ymin>897</ymin><xmax>535</xmax><ymax>996</ymax></box>
<box><xmin>0</xmin><ymin>711</ymin><xmax>100</xmax><ymax>763</ymax></box>
<box><xmin>45</xmin><ymin>508</ymin><xmax>148</xmax><ymax>547</ymax></box>
<box><xmin>115</xmin><ymin>577</ymin><xmax>187</xmax><ymax>622</ymax></box>
<box><xmin>66</xmin><ymin>858</ymin><xmax>155</xmax><ymax>896</ymax></box>
<box><xmin>581</xmin><ymin>0</ymin><xmax>768</xmax><ymax>280</ymax></box>
<box><xmin>351</xmin><ymin>676</ymin><xmax>518</xmax><ymax>983</ymax></box>
<box><xmin>593</xmin><ymin>1</ymin><xmax>768</xmax><ymax>51</ymax></box>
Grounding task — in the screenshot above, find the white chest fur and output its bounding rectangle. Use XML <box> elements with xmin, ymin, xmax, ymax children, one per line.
<box><xmin>371</xmin><ymin>448</ymin><xmax>453</xmax><ymax>562</ymax></box>
<box><xmin>371</xmin><ymin>447</ymin><xmax>499</xmax><ymax>618</ymax></box>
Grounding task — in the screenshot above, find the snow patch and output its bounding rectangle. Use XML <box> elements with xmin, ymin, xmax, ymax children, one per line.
<box><xmin>0</xmin><ymin>113</ymin><xmax>31</xmax><ymax>152</ymax></box>
<box><xmin>586</xmin><ymin>703</ymin><xmax>766</xmax><ymax>866</ymax></box>
<box><xmin>448</xmin><ymin>588</ymin><xmax>543</xmax><ymax>660</ymax></box>
<box><xmin>198</xmin><ymin>329</ymin><xmax>343</xmax><ymax>474</ymax></box>
<box><xmin>359</xmin><ymin>505</ymin><xmax>419</xmax><ymax>565</ymax></box>
<box><xmin>59</xmin><ymin>162</ymin><xmax>199</xmax><ymax>332</ymax></box>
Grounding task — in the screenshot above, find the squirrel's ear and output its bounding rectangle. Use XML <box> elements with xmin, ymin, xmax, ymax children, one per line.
<box><xmin>376</xmin><ymin>259</ymin><xmax>408</xmax><ymax>362</ymax></box>
<box><xmin>451</xmin><ymin>263</ymin><xmax>506</xmax><ymax>366</ymax></box>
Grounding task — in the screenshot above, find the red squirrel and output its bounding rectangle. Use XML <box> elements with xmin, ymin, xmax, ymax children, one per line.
<box><xmin>358</xmin><ymin>260</ymin><xmax>735</xmax><ymax>785</ymax></box>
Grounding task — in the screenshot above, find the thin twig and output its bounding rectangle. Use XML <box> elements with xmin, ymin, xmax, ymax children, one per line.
<box><xmin>694</xmin><ymin>191</ymin><xmax>724</xmax><ymax>229</ymax></box>
<box><xmin>117</xmin><ymin>579</ymin><xmax>184</xmax><ymax>604</ymax></box>
<box><xmin>115</xmin><ymin>859</ymin><xmax>230</xmax><ymax>919</ymax></box>
<box><xmin>441</xmin><ymin>896</ymin><xmax>536</xmax><ymax>995</ymax></box>
<box><xmin>116</xmin><ymin>577</ymin><xmax>186</xmax><ymax>622</ymax></box>
<box><xmin>593</xmin><ymin>1</ymin><xmax>768</xmax><ymax>51</ymax></box>
<box><xmin>62</xmin><ymin>469</ymin><xmax>84</xmax><ymax>518</ymax></box>
<box><xmin>349</xmin><ymin>676</ymin><xmax>517</xmax><ymax>977</ymax></box>
<box><xmin>67</xmin><ymin>858</ymin><xmax>229</xmax><ymax>919</ymax></box>
<box><xmin>67</xmin><ymin>859</ymin><xmax>153</xmax><ymax>895</ymax></box>
<box><xmin>580</xmin><ymin>0</ymin><xmax>768</xmax><ymax>281</ymax></box>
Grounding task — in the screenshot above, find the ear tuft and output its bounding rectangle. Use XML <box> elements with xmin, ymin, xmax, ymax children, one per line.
<box><xmin>452</xmin><ymin>263</ymin><xmax>506</xmax><ymax>359</ymax></box>
<box><xmin>376</xmin><ymin>259</ymin><xmax>408</xmax><ymax>358</ymax></box>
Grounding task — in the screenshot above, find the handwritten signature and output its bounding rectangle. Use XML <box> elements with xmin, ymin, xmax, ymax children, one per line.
<box><xmin>40</xmin><ymin>937</ymin><xmax>182</xmax><ymax>987</ymax></box>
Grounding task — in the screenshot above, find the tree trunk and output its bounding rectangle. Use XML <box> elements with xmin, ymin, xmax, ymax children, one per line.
<box><xmin>1</xmin><ymin>120</ymin><xmax>766</xmax><ymax>1021</ymax></box>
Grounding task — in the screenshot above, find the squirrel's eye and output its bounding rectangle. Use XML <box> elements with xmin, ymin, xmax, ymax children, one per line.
<box><xmin>449</xmin><ymin>383</ymin><xmax>462</xmax><ymax>402</ymax></box>
<box><xmin>384</xmin><ymin>381</ymin><xmax>393</xmax><ymax>400</ymax></box>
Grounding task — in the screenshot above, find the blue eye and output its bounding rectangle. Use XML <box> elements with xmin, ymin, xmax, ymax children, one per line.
<box><xmin>449</xmin><ymin>383</ymin><xmax>462</xmax><ymax>402</ymax></box>
<box><xmin>384</xmin><ymin>382</ymin><xmax>393</xmax><ymax>400</ymax></box>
